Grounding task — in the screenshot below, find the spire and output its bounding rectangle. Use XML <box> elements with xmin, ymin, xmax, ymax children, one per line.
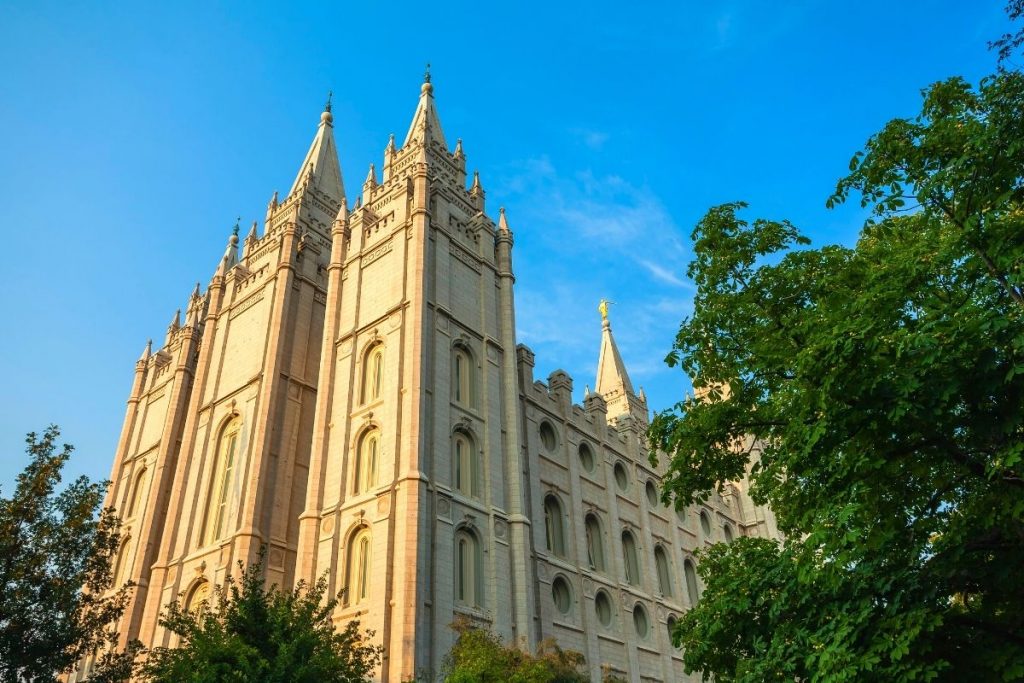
<box><xmin>364</xmin><ymin>163</ymin><xmax>377</xmax><ymax>187</ymax></box>
<box><xmin>216</xmin><ymin>222</ymin><xmax>240</xmax><ymax>275</ymax></box>
<box><xmin>471</xmin><ymin>170</ymin><xmax>483</xmax><ymax>194</ymax></box>
<box><xmin>333</xmin><ymin>200</ymin><xmax>348</xmax><ymax>225</ymax></box>
<box><xmin>598</xmin><ymin>301</ymin><xmax>634</xmax><ymax>405</ymax></box>
<box><xmin>385</xmin><ymin>133</ymin><xmax>396</xmax><ymax>155</ymax></box>
<box><xmin>167</xmin><ymin>309</ymin><xmax>181</xmax><ymax>333</ymax></box>
<box><xmin>454</xmin><ymin>138</ymin><xmax>464</xmax><ymax>160</ymax></box>
<box><xmin>246</xmin><ymin>220</ymin><xmax>258</xmax><ymax>241</ymax></box>
<box><xmin>498</xmin><ymin>206</ymin><xmax>511</xmax><ymax>234</ymax></box>
<box><xmin>139</xmin><ymin>339</ymin><xmax>152</xmax><ymax>362</ymax></box>
<box><xmin>288</xmin><ymin>99</ymin><xmax>345</xmax><ymax>205</ymax></box>
<box><xmin>403</xmin><ymin>66</ymin><xmax>448</xmax><ymax>150</ymax></box>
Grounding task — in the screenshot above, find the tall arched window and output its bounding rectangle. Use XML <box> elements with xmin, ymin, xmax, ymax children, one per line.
<box><xmin>354</xmin><ymin>429</ymin><xmax>380</xmax><ymax>494</ymax></box>
<box><xmin>127</xmin><ymin>467</ymin><xmax>147</xmax><ymax>518</ymax></box>
<box><xmin>346</xmin><ymin>527</ymin><xmax>372</xmax><ymax>605</ymax></box>
<box><xmin>360</xmin><ymin>343</ymin><xmax>384</xmax><ymax>404</ymax></box>
<box><xmin>453</xmin><ymin>432</ymin><xmax>478</xmax><ymax>498</ymax></box>
<box><xmin>584</xmin><ymin>514</ymin><xmax>606</xmax><ymax>572</ymax></box>
<box><xmin>622</xmin><ymin>530</ymin><xmax>641</xmax><ymax>586</ymax></box>
<box><xmin>453</xmin><ymin>347</ymin><xmax>474</xmax><ymax>407</ymax></box>
<box><xmin>543</xmin><ymin>495</ymin><xmax>566</xmax><ymax>557</ymax></box>
<box><xmin>455</xmin><ymin>529</ymin><xmax>482</xmax><ymax>607</ymax></box>
<box><xmin>204</xmin><ymin>416</ymin><xmax>241</xmax><ymax>546</ymax></box>
<box><xmin>185</xmin><ymin>580</ymin><xmax>211</xmax><ymax>615</ymax></box>
<box><xmin>655</xmin><ymin>545</ymin><xmax>673</xmax><ymax>597</ymax></box>
<box><xmin>684</xmin><ymin>558</ymin><xmax>700</xmax><ymax>606</ymax></box>
<box><xmin>112</xmin><ymin>539</ymin><xmax>130</xmax><ymax>587</ymax></box>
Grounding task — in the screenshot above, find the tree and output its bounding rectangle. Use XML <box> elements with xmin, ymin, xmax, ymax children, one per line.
<box><xmin>139</xmin><ymin>550</ymin><xmax>381</xmax><ymax>683</ymax></box>
<box><xmin>440</xmin><ymin>617</ymin><xmax>588</xmax><ymax>683</ymax></box>
<box><xmin>649</xmin><ymin>69</ymin><xmax>1024</xmax><ymax>681</ymax></box>
<box><xmin>0</xmin><ymin>426</ymin><xmax>137</xmax><ymax>683</ymax></box>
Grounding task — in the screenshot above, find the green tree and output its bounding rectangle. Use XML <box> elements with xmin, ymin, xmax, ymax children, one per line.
<box><xmin>440</xmin><ymin>617</ymin><xmax>588</xmax><ymax>683</ymax></box>
<box><xmin>0</xmin><ymin>426</ymin><xmax>137</xmax><ymax>683</ymax></box>
<box><xmin>649</xmin><ymin>69</ymin><xmax>1024</xmax><ymax>681</ymax></box>
<box><xmin>140</xmin><ymin>550</ymin><xmax>381</xmax><ymax>683</ymax></box>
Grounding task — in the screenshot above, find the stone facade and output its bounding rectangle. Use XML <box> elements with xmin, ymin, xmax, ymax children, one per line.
<box><xmin>75</xmin><ymin>77</ymin><xmax>779</xmax><ymax>683</ymax></box>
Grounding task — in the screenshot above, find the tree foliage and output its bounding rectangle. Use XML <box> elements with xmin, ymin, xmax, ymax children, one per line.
<box><xmin>0</xmin><ymin>426</ymin><xmax>136</xmax><ymax>683</ymax></box>
<box><xmin>440</xmin><ymin>617</ymin><xmax>588</xmax><ymax>683</ymax></box>
<box><xmin>650</xmin><ymin>69</ymin><xmax>1024</xmax><ymax>681</ymax></box>
<box><xmin>140</xmin><ymin>550</ymin><xmax>381</xmax><ymax>683</ymax></box>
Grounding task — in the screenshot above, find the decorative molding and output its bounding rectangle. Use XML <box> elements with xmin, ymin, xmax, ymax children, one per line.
<box><xmin>230</xmin><ymin>290</ymin><xmax>265</xmax><ymax>319</ymax></box>
<box><xmin>362</xmin><ymin>238</ymin><xmax>393</xmax><ymax>267</ymax></box>
<box><xmin>450</xmin><ymin>242</ymin><xmax>481</xmax><ymax>273</ymax></box>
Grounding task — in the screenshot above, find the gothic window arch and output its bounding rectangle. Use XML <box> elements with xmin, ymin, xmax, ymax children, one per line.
<box><xmin>453</xmin><ymin>430</ymin><xmax>479</xmax><ymax>498</ymax></box>
<box><xmin>622</xmin><ymin>530</ymin><xmax>641</xmax><ymax>586</ymax></box>
<box><xmin>453</xmin><ymin>344</ymin><xmax>476</xmax><ymax>408</ymax></box>
<box><xmin>584</xmin><ymin>513</ymin><xmax>606</xmax><ymax>572</ymax></box>
<box><xmin>455</xmin><ymin>528</ymin><xmax>483</xmax><ymax>608</ymax></box>
<box><xmin>203</xmin><ymin>415</ymin><xmax>241</xmax><ymax>546</ymax></box>
<box><xmin>654</xmin><ymin>544</ymin><xmax>673</xmax><ymax>597</ymax></box>
<box><xmin>345</xmin><ymin>526</ymin><xmax>372</xmax><ymax>606</ymax></box>
<box><xmin>185</xmin><ymin>579</ymin><xmax>212</xmax><ymax>615</ymax></box>
<box><xmin>684</xmin><ymin>558</ymin><xmax>700</xmax><ymax>606</ymax></box>
<box><xmin>112</xmin><ymin>538</ymin><xmax>130</xmax><ymax>588</ymax></box>
<box><xmin>127</xmin><ymin>467</ymin><xmax>148</xmax><ymax>518</ymax></box>
<box><xmin>360</xmin><ymin>342</ymin><xmax>385</xmax><ymax>404</ymax></box>
<box><xmin>543</xmin><ymin>494</ymin><xmax>567</xmax><ymax>558</ymax></box>
<box><xmin>354</xmin><ymin>428</ymin><xmax>380</xmax><ymax>494</ymax></box>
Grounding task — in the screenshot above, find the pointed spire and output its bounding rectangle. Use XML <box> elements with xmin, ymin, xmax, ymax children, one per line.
<box><xmin>385</xmin><ymin>133</ymin><xmax>396</xmax><ymax>154</ymax></box>
<box><xmin>364</xmin><ymin>163</ymin><xmax>377</xmax><ymax>187</ymax></box>
<box><xmin>454</xmin><ymin>138</ymin><xmax>464</xmax><ymax>159</ymax></box>
<box><xmin>595</xmin><ymin>299</ymin><xmax>636</xmax><ymax>400</ymax></box>
<box><xmin>139</xmin><ymin>339</ymin><xmax>152</xmax><ymax>362</ymax></box>
<box><xmin>498</xmin><ymin>206</ymin><xmax>511</xmax><ymax>234</ymax></box>
<box><xmin>584</xmin><ymin>384</ymin><xmax>591</xmax><ymax>397</ymax></box>
<box><xmin>168</xmin><ymin>309</ymin><xmax>181</xmax><ymax>331</ymax></box>
<box><xmin>288</xmin><ymin>101</ymin><xmax>345</xmax><ymax>205</ymax></box>
<box><xmin>333</xmin><ymin>200</ymin><xmax>348</xmax><ymax>225</ymax></box>
<box><xmin>216</xmin><ymin>222</ymin><xmax>240</xmax><ymax>275</ymax></box>
<box><xmin>403</xmin><ymin>67</ymin><xmax>448</xmax><ymax>150</ymax></box>
<box><xmin>269</xmin><ymin>190</ymin><xmax>279</xmax><ymax>209</ymax></box>
<box><xmin>471</xmin><ymin>170</ymin><xmax>484</xmax><ymax>194</ymax></box>
<box><xmin>191</xmin><ymin>281</ymin><xmax>201</xmax><ymax>300</ymax></box>
<box><xmin>246</xmin><ymin>220</ymin><xmax>258</xmax><ymax>241</ymax></box>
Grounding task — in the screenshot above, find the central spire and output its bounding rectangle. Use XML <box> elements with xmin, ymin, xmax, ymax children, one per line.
<box><xmin>403</xmin><ymin>67</ymin><xmax>448</xmax><ymax>150</ymax></box>
<box><xmin>594</xmin><ymin>300</ymin><xmax>648</xmax><ymax>425</ymax></box>
<box><xmin>288</xmin><ymin>97</ymin><xmax>345</xmax><ymax>206</ymax></box>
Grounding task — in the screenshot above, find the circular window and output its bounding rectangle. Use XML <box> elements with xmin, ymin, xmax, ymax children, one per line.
<box><xmin>675</xmin><ymin>506</ymin><xmax>687</xmax><ymax>526</ymax></box>
<box><xmin>723</xmin><ymin>524</ymin><xmax>734</xmax><ymax>542</ymax></box>
<box><xmin>700</xmin><ymin>511</ymin><xmax>712</xmax><ymax>537</ymax></box>
<box><xmin>613</xmin><ymin>462</ymin><xmax>629</xmax><ymax>491</ymax></box>
<box><xmin>595</xmin><ymin>590</ymin><xmax>613</xmax><ymax>627</ymax></box>
<box><xmin>578</xmin><ymin>443</ymin><xmax>595</xmax><ymax>473</ymax></box>
<box><xmin>539</xmin><ymin>422</ymin><xmax>557</xmax><ymax>452</ymax></box>
<box><xmin>645</xmin><ymin>480</ymin><xmax>658</xmax><ymax>507</ymax></box>
<box><xmin>667</xmin><ymin>615</ymin><xmax>679</xmax><ymax>648</ymax></box>
<box><xmin>551</xmin><ymin>576</ymin><xmax>572</xmax><ymax>614</ymax></box>
<box><xmin>633</xmin><ymin>604</ymin><xmax>649</xmax><ymax>639</ymax></box>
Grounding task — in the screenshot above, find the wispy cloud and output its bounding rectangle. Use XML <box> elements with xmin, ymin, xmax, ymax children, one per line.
<box><xmin>569</xmin><ymin>127</ymin><xmax>610</xmax><ymax>150</ymax></box>
<box><xmin>638</xmin><ymin>259</ymin><xmax>690</xmax><ymax>288</ymax></box>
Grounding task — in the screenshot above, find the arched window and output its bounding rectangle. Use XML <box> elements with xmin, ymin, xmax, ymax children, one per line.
<box><xmin>112</xmin><ymin>539</ymin><xmax>130</xmax><ymax>587</ymax></box>
<box><xmin>354</xmin><ymin>429</ymin><xmax>380</xmax><ymax>494</ymax></box>
<box><xmin>645</xmin><ymin>480</ymin><xmax>659</xmax><ymax>507</ymax></box>
<box><xmin>594</xmin><ymin>589</ymin><xmax>614</xmax><ymax>627</ymax></box>
<box><xmin>584</xmin><ymin>514</ymin><xmax>606</xmax><ymax>572</ymax></box>
<box><xmin>185</xmin><ymin>580</ymin><xmax>211</xmax><ymax>615</ymax></box>
<box><xmin>455</xmin><ymin>529</ymin><xmax>483</xmax><ymax>607</ymax></box>
<box><xmin>578</xmin><ymin>443</ymin><xmax>595</xmax><ymax>473</ymax></box>
<box><xmin>543</xmin><ymin>495</ymin><xmax>566</xmax><ymax>557</ymax></box>
<box><xmin>453</xmin><ymin>432</ymin><xmax>478</xmax><ymax>498</ymax></box>
<box><xmin>613</xmin><ymin>462</ymin><xmax>629</xmax><ymax>491</ymax></box>
<box><xmin>700</xmin><ymin>510</ymin><xmax>712</xmax><ymax>538</ymax></box>
<box><xmin>684</xmin><ymin>558</ymin><xmax>700</xmax><ymax>606</ymax></box>
<box><xmin>203</xmin><ymin>416</ymin><xmax>241</xmax><ymax>546</ymax></box>
<box><xmin>360</xmin><ymin>343</ymin><xmax>384</xmax><ymax>404</ymax></box>
<box><xmin>127</xmin><ymin>467</ymin><xmax>147</xmax><ymax>518</ymax></box>
<box><xmin>655</xmin><ymin>545</ymin><xmax>673</xmax><ymax>597</ymax></box>
<box><xmin>346</xmin><ymin>527</ymin><xmax>372</xmax><ymax>605</ymax></box>
<box><xmin>723</xmin><ymin>523</ymin><xmax>735</xmax><ymax>542</ymax></box>
<box><xmin>633</xmin><ymin>603</ymin><xmax>650</xmax><ymax>639</ymax></box>
<box><xmin>453</xmin><ymin>346</ymin><xmax>474</xmax><ymax>407</ymax></box>
<box><xmin>622</xmin><ymin>530</ymin><xmax>641</xmax><ymax>586</ymax></box>
<box><xmin>666</xmin><ymin>615</ymin><xmax>680</xmax><ymax>649</ymax></box>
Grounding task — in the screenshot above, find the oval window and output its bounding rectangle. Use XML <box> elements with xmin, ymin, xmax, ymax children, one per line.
<box><xmin>613</xmin><ymin>462</ymin><xmax>629</xmax><ymax>491</ymax></box>
<box><xmin>578</xmin><ymin>443</ymin><xmax>595</xmax><ymax>473</ymax></box>
<box><xmin>700</xmin><ymin>511</ymin><xmax>712</xmax><ymax>537</ymax></box>
<box><xmin>539</xmin><ymin>422</ymin><xmax>557</xmax><ymax>452</ymax></box>
<box><xmin>723</xmin><ymin>523</ymin><xmax>734</xmax><ymax>542</ymax></box>
<box><xmin>645</xmin><ymin>480</ymin><xmax>658</xmax><ymax>507</ymax></box>
<box><xmin>633</xmin><ymin>604</ymin><xmax>649</xmax><ymax>639</ymax></box>
<box><xmin>551</xmin><ymin>576</ymin><xmax>571</xmax><ymax>614</ymax></box>
<box><xmin>595</xmin><ymin>590</ymin><xmax>613</xmax><ymax>627</ymax></box>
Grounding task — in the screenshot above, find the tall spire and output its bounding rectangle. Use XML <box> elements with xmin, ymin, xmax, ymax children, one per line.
<box><xmin>594</xmin><ymin>300</ymin><xmax>646</xmax><ymax>425</ymax></box>
<box><xmin>288</xmin><ymin>97</ymin><xmax>345</xmax><ymax>205</ymax></box>
<box><xmin>402</xmin><ymin>66</ymin><xmax>448</xmax><ymax>149</ymax></box>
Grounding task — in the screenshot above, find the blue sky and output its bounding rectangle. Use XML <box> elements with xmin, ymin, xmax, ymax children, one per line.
<box><xmin>0</xmin><ymin>1</ymin><xmax>1013</xmax><ymax>488</ymax></box>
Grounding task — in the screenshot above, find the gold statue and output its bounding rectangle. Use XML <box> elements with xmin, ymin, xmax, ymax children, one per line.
<box><xmin>598</xmin><ymin>299</ymin><xmax>613</xmax><ymax>321</ymax></box>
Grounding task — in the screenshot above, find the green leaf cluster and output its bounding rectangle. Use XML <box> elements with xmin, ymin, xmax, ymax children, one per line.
<box><xmin>140</xmin><ymin>550</ymin><xmax>381</xmax><ymax>683</ymax></box>
<box><xmin>440</xmin><ymin>617</ymin><xmax>588</xmax><ymax>683</ymax></box>
<box><xmin>651</xmin><ymin>69</ymin><xmax>1024</xmax><ymax>681</ymax></box>
<box><xmin>0</xmin><ymin>426</ymin><xmax>137</xmax><ymax>683</ymax></box>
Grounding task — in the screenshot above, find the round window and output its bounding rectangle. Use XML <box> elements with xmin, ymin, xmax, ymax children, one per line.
<box><xmin>633</xmin><ymin>604</ymin><xmax>649</xmax><ymax>639</ymax></box>
<box><xmin>551</xmin><ymin>576</ymin><xmax>571</xmax><ymax>614</ymax></box>
<box><xmin>578</xmin><ymin>443</ymin><xmax>595</xmax><ymax>473</ymax></box>
<box><xmin>595</xmin><ymin>590</ymin><xmax>613</xmax><ymax>627</ymax></box>
<box><xmin>645</xmin><ymin>480</ymin><xmax>658</xmax><ymax>507</ymax></box>
<box><xmin>700</xmin><ymin>511</ymin><xmax>712</xmax><ymax>537</ymax></box>
<box><xmin>539</xmin><ymin>422</ymin><xmax>557</xmax><ymax>452</ymax></box>
<box><xmin>613</xmin><ymin>462</ymin><xmax>629</xmax><ymax>491</ymax></box>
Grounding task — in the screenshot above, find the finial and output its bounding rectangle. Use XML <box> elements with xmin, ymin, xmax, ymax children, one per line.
<box><xmin>421</xmin><ymin>63</ymin><xmax>433</xmax><ymax>95</ymax></box>
<box><xmin>386</xmin><ymin>133</ymin><xmax>396</xmax><ymax>152</ymax></box>
<box><xmin>471</xmin><ymin>170</ymin><xmax>483</xmax><ymax>192</ymax></box>
<box><xmin>232</xmin><ymin>218</ymin><xmax>240</xmax><ymax>236</ymax></box>
<box><xmin>424</xmin><ymin>63</ymin><xmax>431</xmax><ymax>83</ymax></box>
<box><xmin>454</xmin><ymin>138</ymin><xmax>464</xmax><ymax>158</ymax></box>
<box><xmin>321</xmin><ymin>91</ymin><xmax>334</xmax><ymax>125</ymax></box>
<box><xmin>598</xmin><ymin>298</ymin><xmax>614</xmax><ymax>324</ymax></box>
<box><xmin>498</xmin><ymin>206</ymin><xmax>509</xmax><ymax>232</ymax></box>
<box><xmin>325</xmin><ymin>90</ymin><xmax>333</xmax><ymax>113</ymax></box>
<box><xmin>191</xmin><ymin>281</ymin><xmax>201</xmax><ymax>299</ymax></box>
